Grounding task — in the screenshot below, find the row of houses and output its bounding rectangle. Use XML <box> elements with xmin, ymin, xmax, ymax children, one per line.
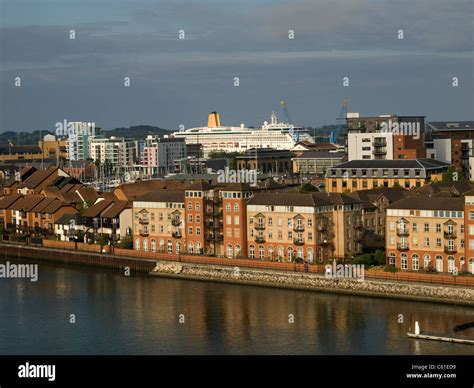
<box><xmin>1</xmin><ymin>165</ymin><xmax>474</xmax><ymax>274</ymax></box>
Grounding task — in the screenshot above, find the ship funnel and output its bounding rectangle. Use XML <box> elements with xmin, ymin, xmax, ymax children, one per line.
<box><xmin>208</xmin><ymin>111</ymin><xmax>221</xmax><ymax>128</ymax></box>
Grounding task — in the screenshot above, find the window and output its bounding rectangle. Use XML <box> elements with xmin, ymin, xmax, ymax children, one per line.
<box><xmin>277</xmin><ymin>246</ymin><xmax>283</xmax><ymax>258</ymax></box>
<box><xmin>435</xmin><ymin>224</ymin><xmax>441</xmax><ymax>233</ymax></box>
<box><xmin>259</xmin><ymin>246</ymin><xmax>264</xmax><ymax>259</ymax></box>
<box><xmin>436</xmin><ymin>255</ymin><xmax>443</xmax><ymax>272</ymax></box>
<box><xmin>226</xmin><ymin>215</ymin><xmax>231</xmax><ymax>225</ymax></box>
<box><xmin>227</xmin><ymin>244</ymin><xmax>233</xmax><ymax>258</ymax></box>
<box><xmin>424</xmin><ymin>223</ymin><xmax>429</xmax><ymax>232</ymax></box>
<box><xmin>188</xmin><ymin>227</ymin><xmax>193</xmax><ymax>235</ymax></box>
<box><xmin>167</xmin><ymin>240</ymin><xmax>172</xmax><ymax>253</ymax></box>
<box><xmin>268</xmin><ymin>246</ymin><xmax>274</xmax><ymax>259</ymax></box>
<box><xmin>188</xmin><ymin>215</ymin><xmax>193</xmax><ymax>222</ymax></box>
<box><xmin>196</xmin><ymin>215</ymin><xmax>200</xmax><ymax>223</ymax></box>
<box><xmin>196</xmin><ymin>227</ymin><xmax>201</xmax><ymax>236</ymax></box>
<box><xmin>388</xmin><ymin>252</ymin><xmax>396</xmax><ymax>266</ymax></box>
<box><xmin>424</xmin><ymin>237</ymin><xmax>429</xmax><ymax>247</ymax></box>
<box><xmin>151</xmin><ymin>239</ymin><xmax>156</xmax><ymax>252</ymax></box>
<box><xmin>268</xmin><ymin>217</ymin><xmax>273</xmax><ymax>226</ymax></box>
<box><xmin>307</xmin><ymin>248</ymin><xmax>313</xmax><ymax>263</ymax></box>
<box><xmin>401</xmin><ymin>254</ymin><xmax>408</xmax><ymax>270</ymax></box>
<box><xmin>436</xmin><ymin>238</ymin><xmax>442</xmax><ymax>247</ymax></box>
<box><xmin>188</xmin><ymin>242</ymin><xmax>194</xmax><ymax>254</ymax></box>
<box><xmin>423</xmin><ymin>254</ymin><xmax>431</xmax><ymax>269</ymax></box>
<box><xmin>249</xmin><ymin>245</ymin><xmax>255</xmax><ymax>258</ymax></box>
<box><xmin>234</xmin><ymin>204</ymin><xmax>239</xmax><ymax>212</ymax></box>
<box><xmin>195</xmin><ymin>203</ymin><xmax>200</xmax><ymax>211</ymax></box>
<box><xmin>143</xmin><ymin>239</ymin><xmax>148</xmax><ymax>252</ymax></box>
<box><xmin>226</xmin><ymin>204</ymin><xmax>231</xmax><ymax>212</ymax></box>
<box><xmin>412</xmin><ymin>254</ymin><xmax>419</xmax><ymax>271</ymax></box>
<box><xmin>447</xmin><ymin>256</ymin><xmax>455</xmax><ymax>273</ymax></box>
<box><xmin>234</xmin><ymin>216</ymin><xmax>239</xmax><ymax>225</ymax></box>
<box><xmin>235</xmin><ymin>244</ymin><xmax>241</xmax><ymax>257</ymax></box>
<box><xmin>135</xmin><ymin>238</ymin><xmax>140</xmax><ymax>251</ymax></box>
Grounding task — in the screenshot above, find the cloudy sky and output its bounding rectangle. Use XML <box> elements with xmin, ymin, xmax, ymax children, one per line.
<box><xmin>1</xmin><ymin>0</ymin><xmax>473</xmax><ymax>132</ymax></box>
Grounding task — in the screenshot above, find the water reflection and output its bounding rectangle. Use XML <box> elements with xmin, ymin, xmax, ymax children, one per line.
<box><xmin>0</xmin><ymin>258</ymin><xmax>473</xmax><ymax>355</ymax></box>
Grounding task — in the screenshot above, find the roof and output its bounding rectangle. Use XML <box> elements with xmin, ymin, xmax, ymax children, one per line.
<box><xmin>184</xmin><ymin>181</ymin><xmax>214</xmax><ymax>191</ymax></box>
<box><xmin>0</xmin><ymin>194</ymin><xmax>22</xmax><ymax>209</ymax></box>
<box><xmin>134</xmin><ymin>190</ymin><xmax>185</xmax><ymax>203</ymax></box>
<box><xmin>9</xmin><ymin>195</ymin><xmax>45</xmax><ymax>211</ymax></box>
<box><xmin>0</xmin><ymin>145</ymin><xmax>42</xmax><ymax>155</ymax></box>
<box><xmin>247</xmin><ymin>192</ymin><xmax>361</xmax><ymax>207</ymax></box>
<box><xmin>18</xmin><ymin>166</ymin><xmax>59</xmax><ymax>189</ymax></box>
<box><xmin>388</xmin><ymin>195</ymin><xmax>465</xmax><ymax>211</ymax></box>
<box><xmin>293</xmin><ymin>151</ymin><xmax>345</xmax><ymax>159</ymax></box>
<box><xmin>55</xmin><ymin>213</ymin><xmax>84</xmax><ymax>225</ymax></box>
<box><xmin>427</xmin><ymin>121</ymin><xmax>474</xmax><ymax>131</ymax></box>
<box><xmin>414</xmin><ymin>181</ymin><xmax>474</xmax><ymax>197</ymax></box>
<box><xmin>115</xmin><ymin>180</ymin><xmax>185</xmax><ymax>200</ymax></box>
<box><xmin>329</xmin><ymin>158</ymin><xmax>450</xmax><ymax>170</ymax></box>
<box><xmin>350</xmin><ymin>188</ymin><xmax>411</xmax><ymax>208</ymax></box>
<box><xmin>82</xmin><ymin>199</ymin><xmax>114</xmax><ymax>218</ymax></box>
<box><xmin>101</xmin><ymin>201</ymin><xmax>131</xmax><ymax>218</ymax></box>
<box><xmin>220</xmin><ymin>183</ymin><xmax>254</xmax><ymax>191</ymax></box>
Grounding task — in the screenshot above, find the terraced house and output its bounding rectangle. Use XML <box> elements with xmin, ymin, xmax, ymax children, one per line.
<box><xmin>386</xmin><ymin>195</ymin><xmax>471</xmax><ymax>274</ymax></box>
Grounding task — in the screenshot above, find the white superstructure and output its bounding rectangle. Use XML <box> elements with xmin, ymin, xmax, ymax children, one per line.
<box><xmin>172</xmin><ymin>112</ymin><xmax>314</xmax><ymax>156</ymax></box>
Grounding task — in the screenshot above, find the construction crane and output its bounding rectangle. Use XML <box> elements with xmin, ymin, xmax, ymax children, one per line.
<box><xmin>279</xmin><ymin>100</ymin><xmax>299</xmax><ymax>142</ymax></box>
<box><xmin>331</xmin><ymin>97</ymin><xmax>348</xmax><ymax>144</ymax></box>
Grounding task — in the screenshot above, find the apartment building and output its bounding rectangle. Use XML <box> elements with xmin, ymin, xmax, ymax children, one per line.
<box><xmin>246</xmin><ymin>192</ymin><xmax>363</xmax><ymax>262</ymax></box>
<box><xmin>346</xmin><ymin>113</ymin><xmax>426</xmax><ymax>160</ymax></box>
<box><xmin>463</xmin><ymin>193</ymin><xmax>474</xmax><ymax>274</ymax></box>
<box><xmin>325</xmin><ymin>159</ymin><xmax>450</xmax><ymax>193</ymax></box>
<box><xmin>425</xmin><ymin>121</ymin><xmax>474</xmax><ymax>179</ymax></box>
<box><xmin>132</xmin><ymin>191</ymin><xmax>185</xmax><ymax>254</ymax></box>
<box><xmin>386</xmin><ymin>196</ymin><xmax>468</xmax><ymax>274</ymax></box>
<box><xmin>140</xmin><ymin>135</ymin><xmax>187</xmax><ymax>176</ymax></box>
<box><xmin>89</xmin><ymin>137</ymin><xmax>136</xmax><ymax>167</ymax></box>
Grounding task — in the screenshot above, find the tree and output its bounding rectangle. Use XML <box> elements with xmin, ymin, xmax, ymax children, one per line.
<box><xmin>119</xmin><ymin>235</ymin><xmax>133</xmax><ymax>249</ymax></box>
<box><xmin>97</xmin><ymin>235</ymin><xmax>109</xmax><ymax>247</ymax></box>
<box><xmin>442</xmin><ymin>166</ymin><xmax>458</xmax><ymax>182</ymax></box>
<box><xmin>301</xmin><ymin>182</ymin><xmax>317</xmax><ymax>192</ymax></box>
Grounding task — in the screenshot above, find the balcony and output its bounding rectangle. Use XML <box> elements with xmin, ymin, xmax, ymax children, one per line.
<box><xmin>397</xmin><ymin>243</ymin><xmax>409</xmax><ymax>251</ymax></box>
<box><xmin>355</xmin><ymin>234</ymin><xmax>364</xmax><ymax>242</ymax></box>
<box><xmin>172</xmin><ymin>231</ymin><xmax>182</xmax><ymax>239</ymax></box>
<box><xmin>372</xmin><ymin>141</ymin><xmax>387</xmax><ymax>148</ymax></box>
<box><xmin>293</xmin><ymin>238</ymin><xmax>305</xmax><ymax>246</ymax></box>
<box><xmin>255</xmin><ymin>224</ymin><xmax>266</xmax><ymax>230</ymax></box>
<box><xmin>204</xmin><ymin>197</ymin><xmax>222</xmax><ymax>204</ymax></box>
<box><xmin>205</xmin><ymin>234</ymin><xmax>223</xmax><ymax>241</ymax></box>
<box><xmin>396</xmin><ymin>228</ymin><xmax>409</xmax><ymax>237</ymax></box>
<box><xmin>373</xmin><ymin>149</ymin><xmax>387</xmax><ymax>156</ymax></box>
<box><xmin>139</xmin><ymin>229</ymin><xmax>149</xmax><ymax>237</ymax></box>
<box><xmin>255</xmin><ymin>236</ymin><xmax>265</xmax><ymax>243</ymax></box>
<box><xmin>293</xmin><ymin>224</ymin><xmax>305</xmax><ymax>232</ymax></box>
<box><xmin>353</xmin><ymin>220</ymin><xmax>363</xmax><ymax>229</ymax></box>
<box><xmin>443</xmin><ymin>230</ymin><xmax>457</xmax><ymax>239</ymax></box>
<box><xmin>444</xmin><ymin>245</ymin><xmax>457</xmax><ymax>254</ymax></box>
<box><xmin>317</xmin><ymin>223</ymin><xmax>327</xmax><ymax>232</ymax></box>
<box><xmin>138</xmin><ymin>218</ymin><xmax>149</xmax><ymax>225</ymax></box>
<box><xmin>204</xmin><ymin>219</ymin><xmax>223</xmax><ymax>228</ymax></box>
<box><xmin>171</xmin><ymin>219</ymin><xmax>181</xmax><ymax>227</ymax></box>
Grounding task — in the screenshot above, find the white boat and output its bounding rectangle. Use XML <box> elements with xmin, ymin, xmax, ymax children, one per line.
<box><xmin>172</xmin><ymin>111</ymin><xmax>314</xmax><ymax>156</ymax></box>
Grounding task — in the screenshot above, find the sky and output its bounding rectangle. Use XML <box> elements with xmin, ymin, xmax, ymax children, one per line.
<box><xmin>0</xmin><ymin>0</ymin><xmax>473</xmax><ymax>132</ymax></box>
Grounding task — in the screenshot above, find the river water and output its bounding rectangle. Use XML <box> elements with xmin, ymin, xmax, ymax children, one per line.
<box><xmin>0</xmin><ymin>257</ymin><xmax>473</xmax><ymax>355</ymax></box>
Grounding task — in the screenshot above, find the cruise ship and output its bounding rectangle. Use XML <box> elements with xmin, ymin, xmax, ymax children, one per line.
<box><xmin>172</xmin><ymin>112</ymin><xmax>314</xmax><ymax>156</ymax></box>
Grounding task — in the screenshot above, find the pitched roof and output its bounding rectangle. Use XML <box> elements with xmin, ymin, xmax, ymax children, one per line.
<box><xmin>350</xmin><ymin>188</ymin><xmax>410</xmax><ymax>208</ymax></box>
<box><xmin>427</xmin><ymin>121</ymin><xmax>474</xmax><ymax>131</ymax></box>
<box><xmin>184</xmin><ymin>181</ymin><xmax>214</xmax><ymax>191</ymax></box>
<box><xmin>101</xmin><ymin>201</ymin><xmax>131</xmax><ymax>218</ymax></box>
<box><xmin>0</xmin><ymin>194</ymin><xmax>22</xmax><ymax>209</ymax></box>
<box><xmin>82</xmin><ymin>199</ymin><xmax>114</xmax><ymax>218</ymax></box>
<box><xmin>388</xmin><ymin>195</ymin><xmax>465</xmax><ymax>211</ymax></box>
<box><xmin>293</xmin><ymin>151</ymin><xmax>345</xmax><ymax>159</ymax></box>
<box><xmin>18</xmin><ymin>166</ymin><xmax>59</xmax><ymax>189</ymax></box>
<box><xmin>115</xmin><ymin>180</ymin><xmax>185</xmax><ymax>200</ymax></box>
<box><xmin>9</xmin><ymin>195</ymin><xmax>45</xmax><ymax>211</ymax></box>
<box><xmin>134</xmin><ymin>190</ymin><xmax>185</xmax><ymax>203</ymax></box>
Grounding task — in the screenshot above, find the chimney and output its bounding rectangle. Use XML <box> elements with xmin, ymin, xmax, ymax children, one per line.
<box><xmin>208</xmin><ymin>112</ymin><xmax>221</xmax><ymax>128</ymax></box>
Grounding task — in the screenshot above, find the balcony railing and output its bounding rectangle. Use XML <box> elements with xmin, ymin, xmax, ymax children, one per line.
<box><xmin>204</xmin><ymin>197</ymin><xmax>222</xmax><ymax>204</ymax></box>
<box><xmin>172</xmin><ymin>231</ymin><xmax>182</xmax><ymax>238</ymax></box>
<box><xmin>171</xmin><ymin>219</ymin><xmax>181</xmax><ymax>227</ymax></box>
<box><xmin>205</xmin><ymin>234</ymin><xmax>223</xmax><ymax>241</ymax></box>
<box><xmin>204</xmin><ymin>220</ymin><xmax>223</xmax><ymax>228</ymax></box>
<box><xmin>317</xmin><ymin>223</ymin><xmax>327</xmax><ymax>232</ymax></box>
<box><xmin>293</xmin><ymin>238</ymin><xmax>305</xmax><ymax>246</ymax></box>
<box><xmin>293</xmin><ymin>225</ymin><xmax>305</xmax><ymax>232</ymax></box>
<box><xmin>372</xmin><ymin>141</ymin><xmax>387</xmax><ymax>147</ymax></box>
<box><xmin>443</xmin><ymin>230</ymin><xmax>457</xmax><ymax>239</ymax></box>
<box><xmin>255</xmin><ymin>236</ymin><xmax>265</xmax><ymax>243</ymax></box>
<box><xmin>444</xmin><ymin>245</ymin><xmax>457</xmax><ymax>254</ymax></box>
<box><xmin>397</xmin><ymin>243</ymin><xmax>409</xmax><ymax>251</ymax></box>
<box><xmin>396</xmin><ymin>228</ymin><xmax>409</xmax><ymax>237</ymax></box>
<box><xmin>138</xmin><ymin>218</ymin><xmax>149</xmax><ymax>225</ymax></box>
<box><xmin>353</xmin><ymin>220</ymin><xmax>363</xmax><ymax>229</ymax></box>
<box><xmin>254</xmin><ymin>224</ymin><xmax>266</xmax><ymax>230</ymax></box>
<box><xmin>139</xmin><ymin>229</ymin><xmax>149</xmax><ymax>237</ymax></box>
